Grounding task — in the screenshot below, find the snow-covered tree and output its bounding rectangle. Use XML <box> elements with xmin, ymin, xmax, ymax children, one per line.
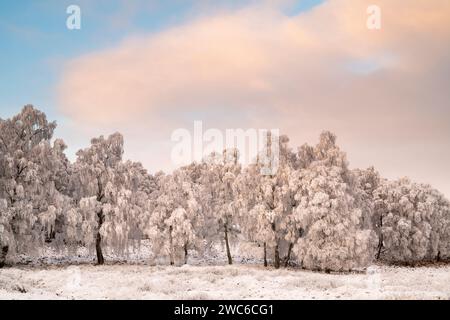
<box><xmin>99</xmin><ymin>160</ymin><xmax>153</xmax><ymax>257</ymax></box>
<box><xmin>0</xmin><ymin>106</ymin><xmax>72</xmax><ymax>265</ymax></box>
<box><xmin>352</xmin><ymin>166</ymin><xmax>383</xmax><ymax>259</ymax></box>
<box><xmin>290</xmin><ymin>132</ymin><xmax>377</xmax><ymax>272</ymax></box>
<box><xmin>235</xmin><ymin>134</ymin><xmax>298</xmax><ymax>268</ymax></box>
<box><xmin>164</xmin><ymin>207</ymin><xmax>196</xmax><ymax>264</ymax></box>
<box><xmin>374</xmin><ymin>178</ymin><xmax>450</xmax><ymax>263</ymax></box>
<box><xmin>260</xmin><ymin>134</ymin><xmax>300</xmax><ymax>268</ymax></box>
<box><xmin>145</xmin><ymin>168</ymin><xmax>203</xmax><ymax>265</ymax></box>
<box><xmin>0</xmin><ymin>199</ymin><xmax>12</xmax><ymax>267</ymax></box>
<box><xmin>234</xmin><ymin>161</ymin><xmax>267</xmax><ymax>265</ymax></box>
<box><xmin>72</xmin><ymin>133</ymin><xmax>155</xmax><ymax>264</ymax></box>
<box><xmin>72</xmin><ymin>132</ymin><xmax>126</xmax><ymax>264</ymax></box>
<box><xmin>198</xmin><ymin>149</ymin><xmax>241</xmax><ymax>265</ymax></box>
<box><xmin>353</xmin><ymin>167</ymin><xmax>381</xmax><ymax>229</ymax></box>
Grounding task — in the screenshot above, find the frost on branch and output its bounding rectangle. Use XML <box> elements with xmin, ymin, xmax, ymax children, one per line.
<box><xmin>39</xmin><ymin>205</ymin><xmax>57</xmax><ymax>238</ymax></box>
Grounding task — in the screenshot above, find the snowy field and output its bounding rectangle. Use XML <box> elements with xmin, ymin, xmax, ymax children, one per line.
<box><xmin>1</xmin><ymin>242</ymin><xmax>449</xmax><ymax>300</ymax></box>
<box><xmin>1</xmin><ymin>263</ymin><xmax>450</xmax><ymax>300</ymax></box>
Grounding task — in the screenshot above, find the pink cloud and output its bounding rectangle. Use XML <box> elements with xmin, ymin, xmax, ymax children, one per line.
<box><xmin>57</xmin><ymin>0</ymin><xmax>450</xmax><ymax>195</ymax></box>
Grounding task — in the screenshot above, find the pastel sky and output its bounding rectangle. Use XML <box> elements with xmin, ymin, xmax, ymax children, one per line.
<box><xmin>1</xmin><ymin>0</ymin><xmax>450</xmax><ymax>196</ymax></box>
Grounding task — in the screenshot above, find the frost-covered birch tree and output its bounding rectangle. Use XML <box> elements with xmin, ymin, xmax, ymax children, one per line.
<box><xmin>72</xmin><ymin>132</ymin><xmax>125</xmax><ymax>264</ymax></box>
<box><xmin>257</xmin><ymin>134</ymin><xmax>299</xmax><ymax>268</ymax></box>
<box><xmin>373</xmin><ymin>178</ymin><xmax>450</xmax><ymax>263</ymax></box>
<box><xmin>199</xmin><ymin>149</ymin><xmax>241</xmax><ymax>265</ymax></box>
<box><xmin>290</xmin><ymin>132</ymin><xmax>377</xmax><ymax>272</ymax></box>
<box><xmin>352</xmin><ymin>167</ymin><xmax>383</xmax><ymax>258</ymax></box>
<box><xmin>234</xmin><ymin>162</ymin><xmax>271</xmax><ymax>266</ymax></box>
<box><xmin>0</xmin><ymin>106</ymin><xmax>72</xmax><ymax>266</ymax></box>
<box><xmin>145</xmin><ymin>168</ymin><xmax>203</xmax><ymax>265</ymax></box>
<box><xmin>235</xmin><ymin>134</ymin><xmax>298</xmax><ymax>268</ymax></box>
<box><xmin>100</xmin><ymin>160</ymin><xmax>153</xmax><ymax>256</ymax></box>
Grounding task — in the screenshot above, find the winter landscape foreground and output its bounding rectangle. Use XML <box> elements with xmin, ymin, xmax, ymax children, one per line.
<box><xmin>1</xmin><ymin>263</ymin><xmax>450</xmax><ymax>300</ymax></box>
<box><xmin>1</xmin><ymin>241</ymin><xmax>449</xmax><ymax>300</ymax></box>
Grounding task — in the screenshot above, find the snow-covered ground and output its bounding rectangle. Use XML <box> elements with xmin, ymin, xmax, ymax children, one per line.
<box><xmin>1</xmin><ymin>242</ymin><xmax>449</xmax><ymax>300</ymax></box>
<box><xmin>1</xmin><ymin>263</ymin><xmax>450</xmax><ymax>300</ymax></box>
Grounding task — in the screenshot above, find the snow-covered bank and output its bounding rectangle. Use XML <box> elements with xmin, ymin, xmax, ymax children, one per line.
<box><xmin>1</xmin><ymin>264</ymin><xmax>449</xmax><ymax>300</ymax></box>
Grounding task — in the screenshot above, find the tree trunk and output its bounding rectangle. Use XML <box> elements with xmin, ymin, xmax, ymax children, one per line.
<box><xmin>184</xmin><ymin>243</ymin><xmax>188</xmax><ymax>265</ymax></box>
<box><xmin>284</xmin><ymin>242</ymin><xmax>293</xmax><ymax>268</ymax></box>
<box><xmin>0</xmin><ymin>246</ymin><xmax>8</xmax><ymax>268</ymax></box>
<box><xmin>376</xmin><ymin>237</ymin><xmax>383</xmax><ymax>260</ymax></box>
<box><xmin>263</xmin><ymin>242</ymin><xmax>268</xmax><ymax>267</ymax></box>
<box><xmin>169</xmin><ymin>226</ymin><xmax>174</xmax><ymax>266</ymax></box>
<box><xmin>274</xmin><ymin>243</ymin><xmax>280</xmax><ymax>269</ymax></box>
<box><xmin>224</xmin><ymin>224</ymin><xmax>233</xmax><ymax>265</ymax></box>
<box><xmin>376</xmin><ymin>215</ymin><xmax>383</xmax><ymax>260</ymax></box>
<box><xmin>96</xmin><ymin>210</ymin><xmax>105</xmax><ymax>265</ymax></box>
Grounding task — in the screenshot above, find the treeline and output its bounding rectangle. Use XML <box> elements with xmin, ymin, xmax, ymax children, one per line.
<box><xmin>1</xmin><ymin>106</ymin><xmax>449</xmax><ymax>271</ymax></box>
